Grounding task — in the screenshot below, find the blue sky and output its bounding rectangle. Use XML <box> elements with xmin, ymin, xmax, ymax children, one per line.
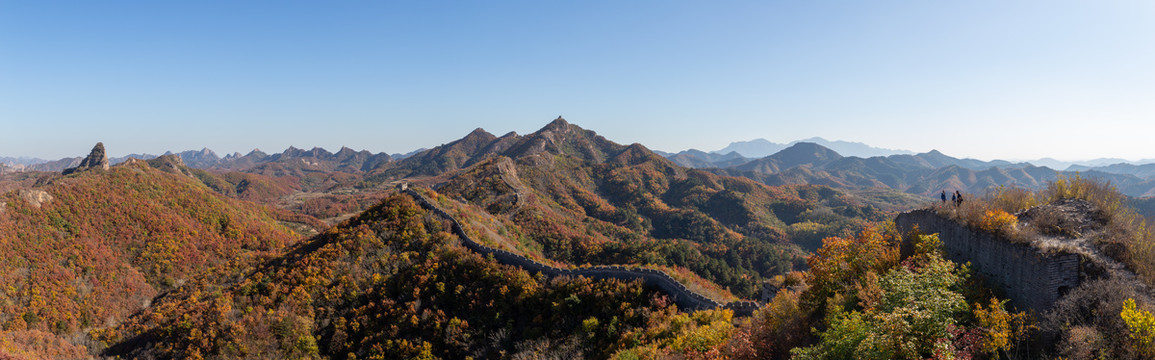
<box><xmin>2</xmin><ymin>1</ymin><xmax>1153</xmax><ymax>161</ymax></box>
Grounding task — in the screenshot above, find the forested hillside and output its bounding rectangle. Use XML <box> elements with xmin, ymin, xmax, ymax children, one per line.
<box><xmin>99</xmin><ymin>194</ymin><xmax>687</xmax><ymax>359</ymax></box>
<box><xmin>13</xmin><ymin>119</ymin><xmax>1118</xmax><ymax>359</ymax></box>
<box><xmin>428</xmin><ymin>119</ymin><xmax>885</xmax><ymax>298</ymax></box>
<box><xmin>0</xmin><ymin>161</ymin><xmax>301</xmax><ymax>358</ymax></box>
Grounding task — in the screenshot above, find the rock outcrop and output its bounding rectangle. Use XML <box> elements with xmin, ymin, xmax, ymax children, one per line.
<box><xmin>145</xmin><ymin>154</ymin><xmax>195</xmax><ymax>177</ymax></box>
<box><xmin>63</xmin><ymin>142</ymin><xmax>110</xmax><ymax>175</ymax></box>
<box><xmin>17</xmin><ymin>189</ymin><xmax>53</xmax><ymax>208</ymax></box>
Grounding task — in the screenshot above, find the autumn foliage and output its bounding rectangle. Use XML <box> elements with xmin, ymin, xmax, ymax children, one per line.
<box><xmin>0</xmin><ymin>163</ymin><xmax>300</xmax><ymax>356</ymax></box>
<box><xmin>436</xmin><ymin>154</ymin><xmax>881</xmax><ymax>298</ymax></box>
<box><xmin>99</xmin><ymin>195</ymin><xmax>685</xmax><ymax>359</ymax></box>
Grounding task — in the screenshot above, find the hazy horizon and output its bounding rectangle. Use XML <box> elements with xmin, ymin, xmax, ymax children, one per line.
<box><xmin>4</xmin><ymin>1</ymin><xmax>1153</xmax><ymax>161</ymax></box>
<box><xmin>6</xmin><ymin>126</ymin><xmax>1152</xmax><ymax>165</ymax></box>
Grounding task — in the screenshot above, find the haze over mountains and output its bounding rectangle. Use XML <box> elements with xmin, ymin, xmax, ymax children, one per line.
<box><xmin>7</xmin><ymin>134</ymin><xmax>1154</xmax><ymax>175</ymax></box>
<box><xmin>659</xmin><ymin>137</ymin><xmax>1155</xmax><ymax>173</ymax></box>
<box><xmin>716</xmin><ymin>137</ymin><xmax>915</xmax><ymax>159</ymax></box>
<box><xmin>9</xmin><ymin>130</ymin><xmax>1155</xmax><ymax>202</ymax></box>
<box><xmin>695</xmin><ymin>142</ymin><xmax>1155</xmax><ymax>198</ymax></box>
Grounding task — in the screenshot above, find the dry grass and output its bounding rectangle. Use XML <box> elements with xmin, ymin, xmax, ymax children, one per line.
<box><xmin>935</xmin><ymin>175</ymin><xmax>1155</xmax><ymax>287</ymax></box>
<box><xmin>988</xmin><ymin>186</ymin><xmax>1041</xmax><ymax>214</ymax></box>
<box><xmin>1041</xmin><ymin>279</ymin><xmax>1145</xmax><ymax>359</ymax></box>
<box><xmin>1043</xmin><ymin>174</ymin><xmax>1127</xmax><ymax>216</ymax></box>
<box><xmin>934</xmin><ymin>191</ymin><xmax>1033</xmax><ymax>243</ymax></box>
<box><xmin>1043</xmin><ymin>175</ymin><xmax>1155</xmax><ymax>286</ymax></box>
<box><xmin>1024</xmin><ymin>205</ymin><xmax>1083</xmax><ymax>238</ymax></box>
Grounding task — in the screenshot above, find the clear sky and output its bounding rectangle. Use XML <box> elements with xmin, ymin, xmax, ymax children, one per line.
<box><xmin>2</xmin><ymin>1</ymin><xmax>1153</xmax><ymax>161</ymax></box>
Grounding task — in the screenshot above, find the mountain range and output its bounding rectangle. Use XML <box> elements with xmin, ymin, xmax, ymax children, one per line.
<box><xmin>101</xmin><ymin>140</ymin><xmax>1155</xmax><ymax>199</ymax></box>
<box><xmin>659</xmin><ymin>137</ymin><xmax>1155</xmax><ymax>175</ymax></box>
<box><xmin>704</xmin><ymin>142</ymin><xmax>1155</xmax><ymax>198</ymax></box>
<box><xmin>713</xmin><ymin>137</ymin><xmax>915</xmax><ymax>158</ymax></box>
<box><xmin>5</xmin><ymin>117</ymin><xmax>1155</xmax><ymax>358</ymax></box>
<box><xmin>0</xmin><ymin>117</ymin><xmax>893</xmax><ymax>358</ymax></box>
<box><xmin>9</xmin><ymin>135</ymin><xmax>1155</xmax><ymax>186</ymax></box>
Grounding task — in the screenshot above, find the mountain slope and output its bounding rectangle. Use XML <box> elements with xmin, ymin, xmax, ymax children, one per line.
<box><xmin>433</xmin><ymin>121</ymin><xmax>884</xmax><ymax>298</ymax></box>
<box><xmin>709</xmin><ymin>142</ymin><xmax>1155</xmax><ymax>199</ymax></box>
<box><xmin>1069</xmin><ymin>163</ymin><xmax>1155</xmax><ymax>179</ymax></box>
<box><xmin>369</xmin><ymin>128</ymin><xmax>519</xmax><ymax>180</ymax></box>
<box><xmin>0</xmin><ymin>161</ymin><xmax>301</xmax><ymax>350</ymax></box>
<box><xmin>101</xmin><ymin>194</ymin><xmax>677</xmax><ymax>359</ymax></box>
<box><xmin>733</xmin><ymin>142</ymin><xmax>844</xmax><ymax>173</ymax></box>
<box><xmin>665</xmin><ymin>149</ymin><xmax>750</xmax><ymax>168</ymax></box>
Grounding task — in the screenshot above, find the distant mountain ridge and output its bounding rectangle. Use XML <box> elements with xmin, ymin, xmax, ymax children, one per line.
<box><xmin>1066</xmin><ymin>163</ymin><xmax>1155</xmax><ymax>178</ymax></box>
<box><xmin>7</xmin><ymin>145</ymin><xmax>415</xmax><ymax>174</ymax></box>
<box><xmin>7</xmin><ymin>137</ymin><xmax>1154</xmax><ymax>178</ymax></box>
<box><xmin>660</xmin><ymin>137</ymin><xmax>1155</xmax><ymax>171</ymax></box>
<box><xmin>664</xmin><ymin>149</ymin><xmax>751</xmax><ymax>168</ymax></box>
<box><xmin>715</xmin><ymin>137</ymin><xmax>914</xmax><ymax>158</ymax></box>
<box><xmin>713</xmin><ymin>138</ymin><xmax>786</xmax><ymax>158</ymax></box>
<box><xmin>705</xmin><ymin>142</ymin><xmax>1155</xmax><ymax>198</ymax></box>
<box><xmin>0</xmin><ymin>156</ymin><xmax>50</xmax><ymax>166</ymax></box>
<box><xmin>7</xmin><ymin>122</ymin><xmax>1155</xmax><ymax>199</ymax></box>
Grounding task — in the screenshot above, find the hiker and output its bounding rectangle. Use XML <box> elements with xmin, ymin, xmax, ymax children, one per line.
<box><xmin>951</xmin><ymin>192</ymin><xmax>956</xmax><ymax>205</ymax></box>
<box><xmin>941</xmin><ymin>190</ymin><xmax>947</xmax><ymax>204</ymax></box>
<box><xmin>955</xmin><ymin>191</ymin><xmax>964</xmax><ymax>207</ymax></box>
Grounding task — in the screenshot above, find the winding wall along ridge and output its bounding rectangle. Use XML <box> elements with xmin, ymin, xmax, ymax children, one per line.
<box><xmin>403</xmin><ymin>188</ymin><xmax>761</xmax><ymax>316</ymax></box>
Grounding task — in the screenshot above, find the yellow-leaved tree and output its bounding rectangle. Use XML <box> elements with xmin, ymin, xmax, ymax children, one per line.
<box><xmin>972</xmin><ymin>297</ymin><xmax>1032</xmax><ymax>357</ymax></box>
<box><xmin>1121</xmin><ymin>298</ymin><xmax>1155</xmax><ymax>357</ymax></box>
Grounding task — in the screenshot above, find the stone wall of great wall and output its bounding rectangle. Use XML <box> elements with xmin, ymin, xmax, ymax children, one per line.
<box><xmin>896</xmin><ymin>209</ymin><xmax>1081</xmax><ymax>313</ymax></box>
<box><xmin>403</xmin><ymin>188</ymin><xmax>761</xmax><ymax>316</ymax></box>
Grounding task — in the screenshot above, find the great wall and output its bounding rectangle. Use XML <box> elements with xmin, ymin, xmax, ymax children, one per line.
<box><xmin>896</xmin><ymin>209</ymin><xmax>1081</xmax><ymax>313</ymax></box>
<box><xmin>402</xmin><ymin>187</ymin><xmax>762</xmax><ymax>316</ymax></box>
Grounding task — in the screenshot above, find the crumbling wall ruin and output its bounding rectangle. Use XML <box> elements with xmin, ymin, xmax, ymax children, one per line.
<box><xmin>896</xmin><ymin>209</ymin><xmax>1080</xmax><ymax>313</ymax></box>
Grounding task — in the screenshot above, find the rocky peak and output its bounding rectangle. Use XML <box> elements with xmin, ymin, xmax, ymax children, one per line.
<box><xmin>145</xmin><ymin>154</ymin><xmax>195</xmax><ymax>176</ymax></box>
<box><xmin>499</xmin><ymin>117</ymin><xmax>623</xmax><ymax>164</ymax></box>
<box><xmin>62</xmin><ymin>142</ymin><xmax>110</xmax><ymax>175</ymax></box>
<box><xmin>549</xmin><ymin>116</ymin><xmax>568</xmax><ymax>127</ymax></box>
<box><xmin>307</xmin><ymin>147</ymin><xmax>332</xmax><ymax>158</ymax></box>
<box><xmin>541</xmin><ymin>116</ymin><xmax>570</xmax><ymax>134</ymax></box>
<box><xmin>155</xmin><ymin>154</ymin><xmax>185</xmax><ymax>166</ymax></box>
<box><xmin>336</xmin><ymin>146</ymin><xmax>357</xmax><ymax>158</ymax></box>
<box><xmin>460</xmin><ymin>128</ymin><xmax>497</xmax><ymax>143</ymax></box>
